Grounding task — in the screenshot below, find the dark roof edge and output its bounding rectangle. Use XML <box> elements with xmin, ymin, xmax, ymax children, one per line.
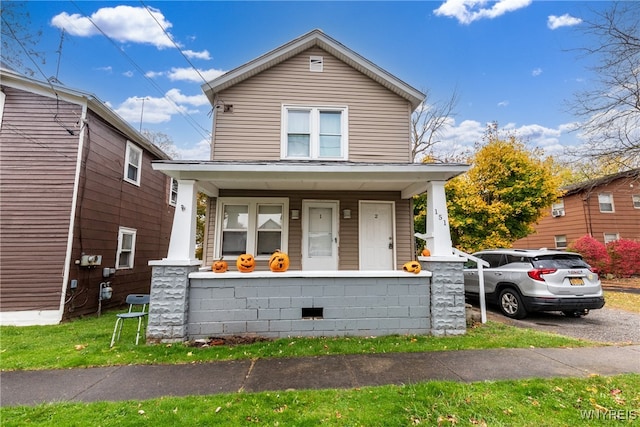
<box><xmin>563</xmin><ymin>168</ymin><xmax>640</xmax><ymax>196</ymax></box>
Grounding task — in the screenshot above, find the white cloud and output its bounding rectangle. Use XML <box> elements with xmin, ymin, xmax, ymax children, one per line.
<box><xmin>51</xmin><ymin>5</ymin><xmax>177</xmax><ymax>49</ymax></box>
<box><xmin>176</xmin><ymin>139</ymin><xmax>211</xmax><ymax>160</ymax></box>
<box><xmin>434</xmin><ymin>0</ymin><xmax>532</xmax><ymax>25</ymax></box>
<box><xmin>532</xmin><ymin>67</ymin><xmax>542</xmax><ymax>77</ymax></box>
<box><xmin>547</xmin><ymin>14</ymin><xmax>582</xmax><ymax>30</ymax></box>
<box><xmin>184</xmin><ymin>49</ymin><xmax>211</xmax><ymax>60</ymax></box>
<box><xmin>165</xmin><ymin>88</ymin><xmax>209</xmax><ymax>107</ymax></box>
<box><xmin>437</xmin><ymin>119</ymin><xmax>579</xmax><ymax>158</ymax></box>
<box><xmin>116</xmin><ymin>95</ymin><xmax>187</xmax><ymax>124</ymax></box>
<box><xmin>497</xmin><ymin>100</ymin><xmax>509</xmax><ymax>107</ymax></box>
<box><xmin>166</xmin><ymin>67</ymin><xmax>226</xmax><ymax>83</ymax></box>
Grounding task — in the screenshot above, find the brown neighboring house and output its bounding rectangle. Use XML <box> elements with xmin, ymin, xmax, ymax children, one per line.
<box><xmin>514</xmin><ymin>169</ymin><xmax>640</xmax><ymax>250</ymax></box>
<box><xmin>0</xmin><ymin>68</ymin><xmax>175</xmax><ymax>325</ymax></box>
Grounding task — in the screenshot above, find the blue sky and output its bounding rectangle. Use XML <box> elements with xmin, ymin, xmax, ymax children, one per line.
<box><xmin>12</xmin><ymin>1</ymin><xmax>610</xmax><ymax>160</ymax></box>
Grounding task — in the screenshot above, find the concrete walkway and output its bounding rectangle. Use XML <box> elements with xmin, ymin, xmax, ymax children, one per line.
<box><xmin>2</xmin><ymin>345</ymin><xmax>639</xmax><ymax>407</ymax></box>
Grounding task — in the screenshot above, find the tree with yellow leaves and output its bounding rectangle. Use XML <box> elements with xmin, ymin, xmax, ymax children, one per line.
<box><xmin>445</xmin><ymin>124</ymin><xmax>562</xmax><ymax>252</ymax></box>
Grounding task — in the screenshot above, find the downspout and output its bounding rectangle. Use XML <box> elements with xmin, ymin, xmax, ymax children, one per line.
<box><xmin>581</xmin><ymin>190</ymin><xmax>593</xmax><ymax>237</ymax></box>
<box><xmin>58</xmin><ymin>103</ymin><xmax>88</xmax><ymax>322</ymax></box>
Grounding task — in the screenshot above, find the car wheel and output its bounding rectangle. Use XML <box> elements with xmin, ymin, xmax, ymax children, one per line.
<box><xmin>498</xmin><ymin>288</ymin><xmax>527</xmax><ymax>319</ymax></box>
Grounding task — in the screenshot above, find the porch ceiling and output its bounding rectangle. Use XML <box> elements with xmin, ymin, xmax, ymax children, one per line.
<box><xmin>152</xmin><ymin>161</ymin><xmax>469</xmax><ymax>198</ymax></box>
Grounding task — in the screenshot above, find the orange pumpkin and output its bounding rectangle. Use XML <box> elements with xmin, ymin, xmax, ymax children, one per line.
<box><xmin>421</xmin><ymin>248</ymin><xmax>431</xmax><ymax>257</ymax></box>
<box><xmin>212</xmin><ymin>258</ymin><xmax>228</xmax><ymax>273</ymax></box>
<box><xmin>236</xmin><ymin>253</ymin><xmax>256</xmax><ymax>273</ymax></box>
<box><xmin>402</xmin><ymin>260</ymin><xmax>422</xmax><ymax>274</ymax></box>
<box><xmin>269</xmin><ymin>250</ymin><xmax>290</xmax><ymax>272</ymax></box>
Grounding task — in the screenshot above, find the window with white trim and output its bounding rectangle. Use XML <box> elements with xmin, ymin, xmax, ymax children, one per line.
<box><xmin>551</xmin><ymin>199</ymin><xmax>565</xmax><ymax>217</ymax></box>
<box><xmin>169</xmin><ymin>178</ymin><xmax>178</xmax><ymax>206</ymax></box>
<box><xmin>282</xmin><ymin>105</ymin><xmax>347</xmax><ymax>160</ymax></box>
<box><xmin>116</xmin><ymin>227</ymin><xmax>137</xmax><ymax>269</ymax></box>
<box><xmin>598</xmin><ymin>193</ymin><xmax>614</xmax><ymax>212</ymax></box>
<box><xmin>124</xmin><ymin>141</ymin><xmax>143</xmax><ymax>186</ymax></box>
<box><xmin>216</xmin><ymin>198</ymin><xmax>289</xmax><ymax>259</ymax></box>
<box><xmin>604</xmin><ymin>233</ymin><xmax>619</xmax><ymax>244</ymax></box>
<box><xmin>554</xmin><ymin>235</ymin><xmax>567</xmax><ymax>249</ymax></box>
<box><xmin>632</xmin><ymin>194</ymin><xmax>640</xmax><ymax>209</ymax></box>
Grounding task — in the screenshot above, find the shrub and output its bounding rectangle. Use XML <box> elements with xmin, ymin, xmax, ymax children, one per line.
<box><xmin>606</xmin><ymin>239</ymin><xmax>640</xmax><ymax>278</ymax></box>
<box><xmin>567</xmin><ymin>235</ymin><xmax>610</xmax><ymax>273</ymax></box>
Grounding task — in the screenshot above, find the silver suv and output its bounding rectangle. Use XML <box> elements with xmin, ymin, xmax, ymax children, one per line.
<box><xmin>464</xmin><ymin>249</ymin><xmax>605</xmax><ymax>319</ymax></box>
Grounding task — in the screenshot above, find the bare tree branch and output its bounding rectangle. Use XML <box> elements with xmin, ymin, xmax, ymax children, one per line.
<box><xmin>410</xmin><ymin>87</ymin><xmax>459</xmax><ymax>162</ymax></box>
<box><xmin>568</xmin><ymin>2</ymin><xmax>640</xmax><ymax>168</ymax></box>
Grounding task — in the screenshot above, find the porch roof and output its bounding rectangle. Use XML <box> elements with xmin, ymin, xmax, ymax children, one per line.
<box><xmin>152</xmin><ymin>160</ymin><xmax>469</xmax><ymax>199</ymax></box>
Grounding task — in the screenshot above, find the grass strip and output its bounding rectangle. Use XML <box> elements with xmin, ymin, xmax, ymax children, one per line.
<box><xmin>3</xmin><ymin>374</ymin><xmax>639</xmax><ymax>426</ymax></box>
<box><xmin>1</xmin><ymin>314</ymin><xmax>596</xmax><ymax>371</ymax></box>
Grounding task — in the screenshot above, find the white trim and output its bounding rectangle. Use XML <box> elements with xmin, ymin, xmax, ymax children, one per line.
<box><xmin>116</xmin><ymin>226</ymin><xmax>137</xmax><ymax>269</ymax></box>
<box><xmin>598</xmin><ymin>192</ymin><xmax>615</xmax><ymax>213</ymax></box>
<box><xmin>0</xmin><ymin>90</ymin><xmax>5</xmax><ymax>130</ymax></box>
<box><xmin>281</xmin><ymin>104</ymin><xmax>348</xmax><ymax>160</ymax></box>
<box><xmin>57</xmin><ymin>103</ymin><xmax>89</xmax><ymax>324</ymax></box>
<box><xmin>214</xmin><ymin>197</ymin><xmax>289</xmax><ymax>260</ymax></box>
<box><xmin>124</xmin><ymin>141</ymin><xmax>143</xmax><ymax>186</ymax></box>
<box><xmin>358</xmin><ymin>200</ymin><xmax>396</xmax><ymax>270</ymax></box>
<box><xmin>0</xmin><ymin>310</ymin><xmax>62</xmax><ymax>326</ymax></box>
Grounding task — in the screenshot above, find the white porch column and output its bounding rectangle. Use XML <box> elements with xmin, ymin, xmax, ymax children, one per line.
<box><xmin>419</xmin><ymin>181</ymin><xmax>453</xmax><ymax>257</ymax></box>
<box><xmin>165</xmin><ymin>179</ymin><xmax>200</xmax><ymax>263</ymax></box>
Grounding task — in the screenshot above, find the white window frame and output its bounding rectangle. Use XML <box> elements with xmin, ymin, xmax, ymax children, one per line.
<box><xmin>169</xmin><ymin>178</ymin><xmax>178</xmax><ymax>206</ymax></box>
<box><xmin>554</xmin><ymin>235</ymin><xmax>567</xmax><ymax>249</ymax></box>
<box><xmin>214</xmin><ymin>197</ymin><xmax>289</xmax><ymax>260</ymax></box>
<box><xmin>551</xmin><ymin>199</ymin><xmax>565</xmax><ymax>217</ymax></box>
<box><xmin>604</xmin><ymin>233</ymin><xmax>619</xmax><ymax>244</ymax></box>
<box><xmin>124</xmin><ymin>141</ymin><xmax>143</xmax><ymax>186</ymax></box>
<box><xmin>632</xmin><ymin>194</ymin><xmax>640</xmax><ymax>209</ymax></box>
<box><xmin>281</xmin><ymin>104</ymin><xmax>348</xmax><ymax>160</ymax></box>
<box><xmin>116</xmin><ymin>227</ymin><xmax>137</xmax><ymax>269</ymax></box>
<box><xmin>598</xmin><ymin>192</ymin><xmax>614</xmax><ymax>213</ymax></box>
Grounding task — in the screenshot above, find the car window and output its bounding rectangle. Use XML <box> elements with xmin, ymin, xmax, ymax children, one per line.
<box><xmin>532</xmin><ymin>255</ymin><xmax>590</xmax><ymax>269</ymax></box>
<box><xmin>481</xmin><ymin>254</ymin><xmax>503</xmax><ymax>268</ymax></box>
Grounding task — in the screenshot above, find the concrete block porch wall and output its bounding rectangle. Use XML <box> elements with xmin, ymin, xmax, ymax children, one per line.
<box><xmin>147</xmin><ymin>261</ymin><xmax>466</xmax><ymax>343</ymax></box>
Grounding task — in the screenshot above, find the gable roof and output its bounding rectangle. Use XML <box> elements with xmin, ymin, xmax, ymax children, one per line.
<box><xmin>0</xmin><ymin>67</ymin><xmax>171</xmax><ymax>160</ymax></box>
<box><xmin>201</xmin><ymin>29</ymin><xmax>425</xmax><ymax>110</ymax></box>
<box><xmin>563</xmin><ymin>168</ymin><xmax>640</xmax><ymax>196</ymax></box>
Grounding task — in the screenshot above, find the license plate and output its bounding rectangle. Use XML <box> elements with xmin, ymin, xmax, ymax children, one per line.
<box><xmin>569</xmin><ymin>278</ymin><xmax>584</xmax><ymax>286</ymax></box>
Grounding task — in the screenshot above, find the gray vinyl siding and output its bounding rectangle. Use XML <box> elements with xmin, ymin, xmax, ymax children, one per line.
<box><xmin>212</xmin><ymin>47</ymin><xmax>413</xmax><ymax>162</ymax></box>
<box><xmin>0</xmin><ymin>87</ymin><xmax>79</xmax><ymax>311</ymax></box>
<box><xmin>204</xmin><ymin>190</ymin><xmax>413</xmax><ymax>271</ymax></box>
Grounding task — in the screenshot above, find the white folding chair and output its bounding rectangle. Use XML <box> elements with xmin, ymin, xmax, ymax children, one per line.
<box><xmin>110</xmin><ymin>294</ymin><xmax>150</xmax><ymax>347</ymax></box>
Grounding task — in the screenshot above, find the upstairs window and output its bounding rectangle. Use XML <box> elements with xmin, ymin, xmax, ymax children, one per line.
<box><xmin>282</xmin><ymin>105</ymin><xmax>347</xmax><ymax>160</ymax></box>
<box><xmin>633</xmin><ymin>194</ymin><xmax>640</xmax><ymax>209</ymax></box>
<box><xmin>124</xmin><ymin>141</ymin><xmax>142</xmax><ymax>186</ymax></box>
<box><xmin>598</xmin><ymin>193</ymin><xmax>614</xmax><ymax>213</ymax></box>
<box><xmin>551</xmin><ymin>199</ymin><xmax>565</xmax><ymax>217</ymax></box>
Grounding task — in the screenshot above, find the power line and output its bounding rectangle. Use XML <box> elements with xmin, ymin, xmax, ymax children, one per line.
<box><xmin>68</xmin><ymin>0</ymin><xmax>211</xmax><ymax>141</ymax></box>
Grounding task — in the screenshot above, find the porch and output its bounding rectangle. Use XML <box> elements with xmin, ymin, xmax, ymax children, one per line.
<box><xmin>147</xmin><ymin>161</ymin><xmax>469</xmax><ymax>342</ymax></box>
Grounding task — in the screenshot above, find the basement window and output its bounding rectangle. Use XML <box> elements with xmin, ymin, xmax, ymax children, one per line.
<box><xmin>302</xmin><ymin>307</ymin><xmax>323</xmax><ymax>319</ymax></box>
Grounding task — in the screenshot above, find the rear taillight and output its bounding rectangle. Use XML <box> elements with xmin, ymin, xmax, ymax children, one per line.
<box><xmin>528</xmin><ymin>268</ymin><xmax>557</xmax><ymax>281</ymax></box>
<box><xmin>589</xmin><ymin>267</ymin><xmax>600</xmax><ymax>278</ymax></box>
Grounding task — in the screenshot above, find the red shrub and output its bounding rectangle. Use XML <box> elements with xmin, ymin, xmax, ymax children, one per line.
<box><xmin>567</xmin><ymin>235</ymin><xmax>610</xmax><ymax>273</ymax></box>
<box><xmin>606</xmin><ymin>239</ymin><xmax>640</xmax><ymax>278</ymax></box>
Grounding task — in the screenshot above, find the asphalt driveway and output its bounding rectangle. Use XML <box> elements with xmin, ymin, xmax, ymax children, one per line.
<box><xmin>475</xmin><ymin>304</ymin><xmax>640</xmax><ymax>344</ymax></box>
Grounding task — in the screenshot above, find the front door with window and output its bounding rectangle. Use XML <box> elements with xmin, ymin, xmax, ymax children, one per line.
<box><xmin>359</xmin><ymin>201</ymin><xmax>395</xmax><ymax>270</ymax></box>
<box><xmin>302</xmin><ymin>201</ymin><xmax>339</xmax><ymax>270</ymax></box>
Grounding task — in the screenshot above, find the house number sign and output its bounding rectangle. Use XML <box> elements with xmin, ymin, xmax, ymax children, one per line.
<box><xmin>434</xmin><ymin>208</ymin><xmax>447</xmax><ymax>226</ymax></box>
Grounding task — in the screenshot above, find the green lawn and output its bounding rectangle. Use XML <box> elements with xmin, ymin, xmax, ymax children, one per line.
<box><xmin>2</xmin><ymin>305</ymin><xmax>638</xmax><ymax>425</ymax></box>
<box><xmin>1</xmin><ymin>312</ymin><xmax>597</xmax><ymax>371</ymax></box>
<box><xmin>3</xmin><ymin>375</ymin><xmax>639</xmax><ymax>426</ymax></box>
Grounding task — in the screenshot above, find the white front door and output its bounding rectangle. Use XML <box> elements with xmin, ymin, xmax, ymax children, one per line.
<box><xmin>359</xmin><ymin>201</ymin><xmax>395</xmax><ymax>270</ymax></box>
<box><xmin>302</xmin><ymin>201</ymin><xmax>339</xmax><ymax>270</ymax></box>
